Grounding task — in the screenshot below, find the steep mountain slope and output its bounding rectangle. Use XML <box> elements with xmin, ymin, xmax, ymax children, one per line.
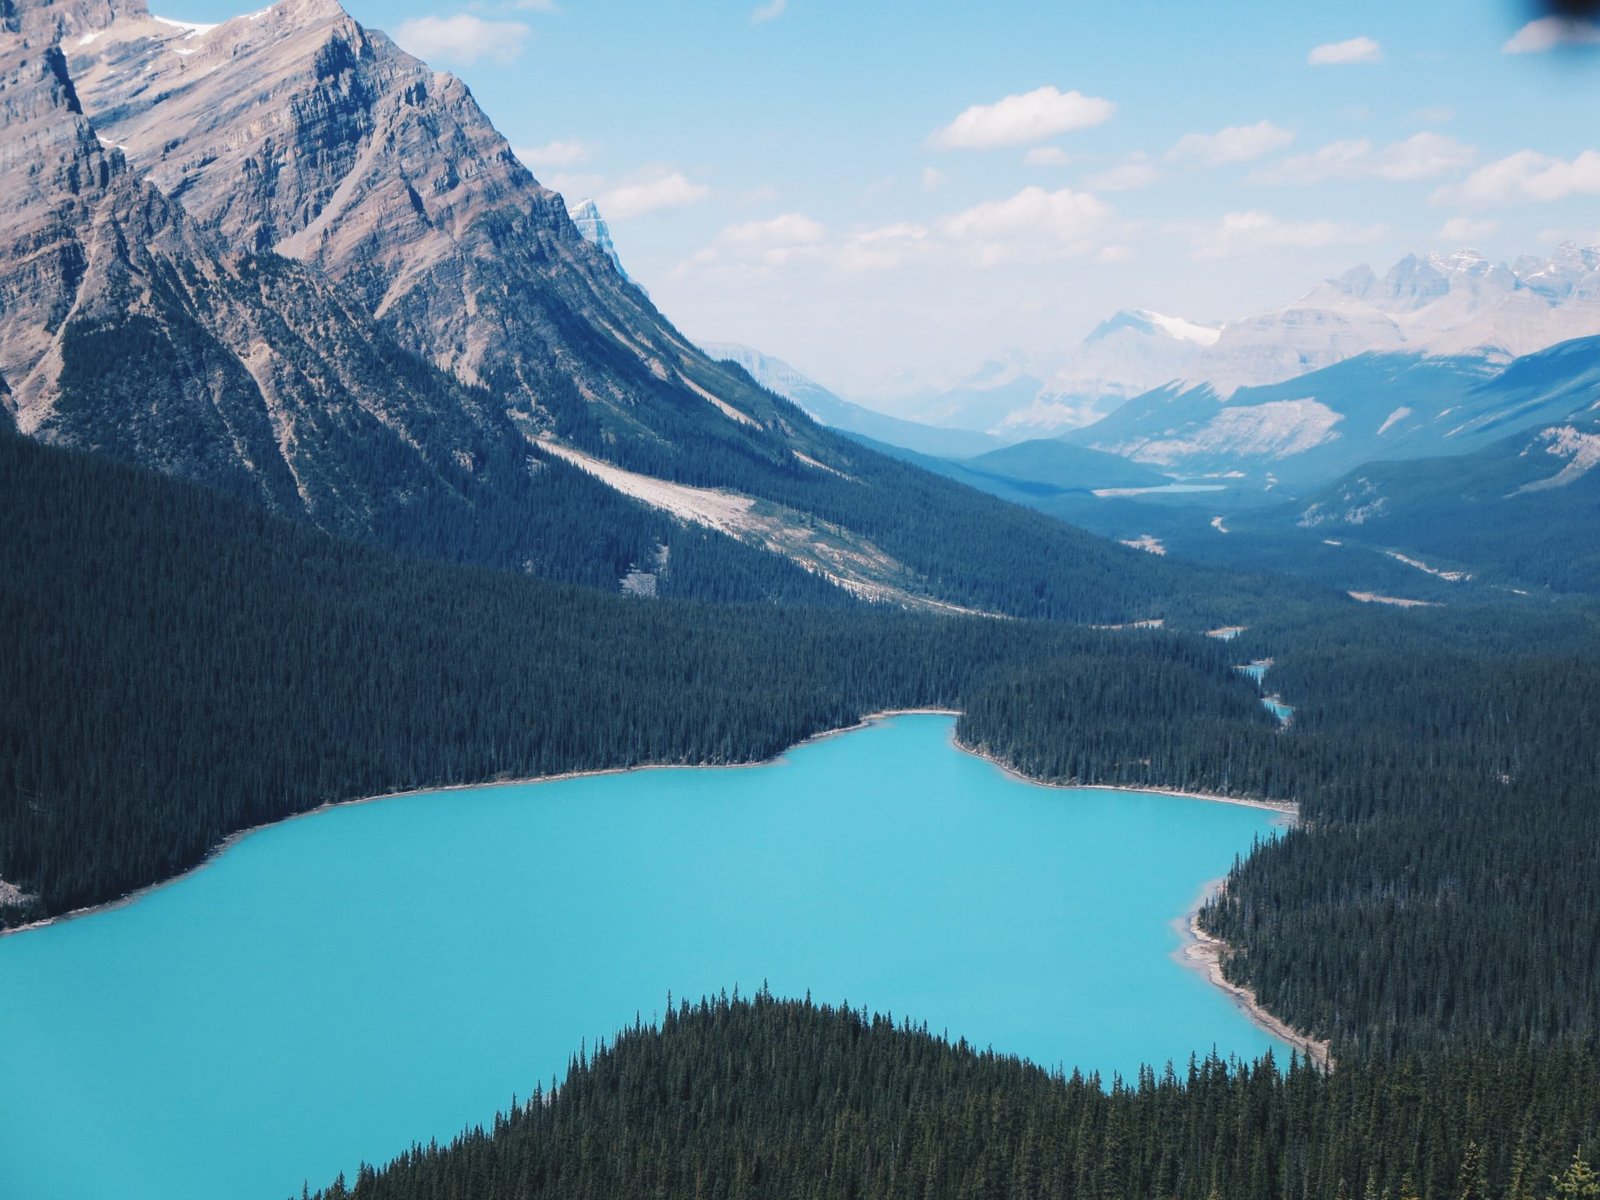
<box><xmin>1286</xmin><ymin>412</ymin><xmax>1600</xmax><ymax>593</ymax></box>
<box><xmin>0</xmin><ymin>32</ymin><xmax>859</xmax><ymax>604</ymax></box>
<box><xmin>62</xmin><ymin>0</ymin><xmax>817</xmax><ymax>465</ymax></box>
<box><xmin>704</xmin><ymin>343</ymin><xmax>1001</xmax><ymax>457</ymax></box>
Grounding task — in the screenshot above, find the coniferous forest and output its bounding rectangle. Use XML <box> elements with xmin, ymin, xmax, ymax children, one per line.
<box><xmin>304</xmin><ymin>993</ymin><xmax>1600</xmax><ymax>1200</ymax></box>
<box><xmin>5</xmin><ymin>429</ymin><xmax>1600</xmax><ymax>1200</ymax></box>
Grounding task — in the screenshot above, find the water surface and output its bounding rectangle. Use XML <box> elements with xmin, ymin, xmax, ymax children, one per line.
<box><xmin>0</xmin><ymin>715</ymin><xmax>1283</xmax><ymax>1200</ymax></box>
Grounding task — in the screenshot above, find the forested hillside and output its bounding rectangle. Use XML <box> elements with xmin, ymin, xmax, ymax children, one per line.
<box><xmin>305</xmin><ymin>993</ymin><xmax>1600</xmax><ymax>1200</ymax></box>
<box><xmin>0</xmin><ymin>431</ymin><xmax>1281</xmax><ymax>924</ymax></box>
<box><xmin>963</xmin><ymin>602</ymin><xmax>1600</xmax><ymax>1056</ymax></box>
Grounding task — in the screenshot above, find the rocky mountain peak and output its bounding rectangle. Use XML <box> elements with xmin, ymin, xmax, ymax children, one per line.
<box><xmin>3</xmin><ymin>0</ymin><xmax>140</xmax><ymax>42</ymax></box>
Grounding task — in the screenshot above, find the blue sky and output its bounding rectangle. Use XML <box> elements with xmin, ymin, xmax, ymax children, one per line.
<box><xmin>160</xmin><ymin>0</ymin><xmax>1600</xmax><ymax>398</ymax></box>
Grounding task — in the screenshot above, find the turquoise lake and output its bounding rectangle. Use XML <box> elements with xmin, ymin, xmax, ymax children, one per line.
<box><xmin>0</xmin><ymin>714</ymin><xmax>1285</xmax><ymax>1200</ymax></box>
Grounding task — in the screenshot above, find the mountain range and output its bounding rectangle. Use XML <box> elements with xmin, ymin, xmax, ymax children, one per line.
<box><xmin>871</xmin><ymin>245</ymin><xmax>1600</xmax><ymax>444</ymax></box>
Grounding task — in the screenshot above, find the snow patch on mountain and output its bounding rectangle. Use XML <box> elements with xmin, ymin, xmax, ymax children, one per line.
<box><xmin>1377</xmin><ymin>406</ymin><xmax>1412</xmax><ymax>436</ymax></box>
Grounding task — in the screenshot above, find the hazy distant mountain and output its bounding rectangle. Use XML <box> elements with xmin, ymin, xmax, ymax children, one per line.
<box><xmin>1064</xmin><ymin>333</ymin><xmax>1600</xmax><ymax>490</ymax></box>
<box><xmin>897</xmin><ymin>246</ymin><xmax>1600</xmax><ymax>443</ymax></box>
<box><xmin>1193</xmin><ymin>246</ymin><xmax>1600</xmax><ymax>395</ymax></box>
<box><xmin>1003</xmin><ymin>311</ymin><xmax>1223</xmax><ymax>438</ymax></box>
<box><xmin>705</xmin><ymin>343</ymin><xmax>1002</xmax><ymax>457</ymax></box>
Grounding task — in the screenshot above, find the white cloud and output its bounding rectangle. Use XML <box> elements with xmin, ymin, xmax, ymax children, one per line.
<box><xmin>506</xmin><ymin>0</ymin><xmax>561</xmax><ymax>10</ymax></box>
<box><xmin>713</xmin><ymin>212</ymin><xmax>827</xmax><ymax>266</ymax></box>
<box><xmin>1083</xmin><ymin>157</ymin><xmax>1161</xmax><ymax>192</ymax></box>
<box><xmin>1190</xmin><ymin>210</ymin><xmax>1386</xmax><ymax>260</ymax></box>
<box><xmin>935</xmin><ymin>185</ymin><xmax>1111</xmax><ymax>265</ymax></box>
<box><xmin>750</xmin><ymin>0</ymin><xmax>786</xmax><ymax>24</ymax></box>
<box><xmin>393</xmin><ymin>14</ymin><xmax>530</xmax><ymax>65</ymax></box>
<box><xmin>920</xmin><ymin>167</ymin><xmax>948</xmax><ymax>191</ymax></box>
<box><xmin>1023</xmin><ymin>146</ymin><xmax>1071</xmax><ymax>168</ymax></box>
<box><xmin>929</xmin><ymin>86</ymin><xmax>1115</xmax><ymax>151</ymax></box>
<box><xmin>1503</xmin><ymin>17</ymin><xmax>1600</xmax><ymax>53</ymax></box>
<box><xmin>1308</xmin><ymin>36</ymin><xmax>1382</xmax><ymax>65</ymax></box>
<box><xmin>1169</xmin><ymin>121</ymin><xmax>1294</xmax><ymax>166</ymax></box>
<box><xmin>940</xmin><ymin>186</ymin><xmax>1107</xmax><ymax>242</ymax></box>
<box><xmin>1435</xmin><ymin>149</ymin><xmax>1600</xmax><ymax>206</ymax></box>
<box><xmin>1437</xmin><ymin>217</ymin><xmax>1498</xmax><ymax>242</ymax></box>
<box><xmin>599</xmin><ymin>170</ymin><xmax>712</xmax><ymax>219</ymax></box>
<box><xmin>1250</xmin><ymin>133</ymin><xmax>1476</xmax><ymax>185</ymax></box>
<box><xmin>515</xmin><ymin>139</ymin><xmax>592</xmax><ymax>169</ymax></box>
<box><xmin>722</xmin><ymin>213</ymin><xmax>827</xmax><ymax>246</ymax></box>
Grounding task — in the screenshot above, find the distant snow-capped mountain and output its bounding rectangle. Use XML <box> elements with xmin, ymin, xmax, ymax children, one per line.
<box><xmin>894</xmin><ymin>245</ymin><xmax>1600</xmax><ymax>444</ymax></box>
<box><xmin>1004</xmin><ymin>310</ymin><xmax>1224</xmax><ymax>438</ymax></box>
<box><xmin>566</xmin><ymin>197</ymin><xmax>644</xmax><ymax>293</ymax></box>
<box><xmin>1192</xmin><ymin>244</ymin><xmax>1600</xmax><ymax>395</ymax></box>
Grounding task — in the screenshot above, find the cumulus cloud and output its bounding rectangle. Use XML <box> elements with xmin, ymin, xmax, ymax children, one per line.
<box><xmin>1503</xmin><ymin>17</ymin><xmax>1600</xmax><ymax>53</ymax></box>
<box><xmin>929</xmin><ymin>86</ymin><xmax>1115</xmax><ymax>151</ymax></box>
<box><xmin>515</xmin><ymin>139</ymin><xmax>592</xmax><ymax>169</ymax></box>
<box><xmin>1023</xmin><ymin>146</ymin><xmax>1071</xmax><ymax>168</ymax></box>
<box><xmin>750</xmin><ymin>0</ymin><xmax>786</xmax><ymax>24</ymax></box>
<box><xmin>1169</xmin><ymin>121</ymin><xmax>1294</xmax><ymax>166</ymax></box>
<box><xmin>920</xmin><ymin>167</ymin><xmax>948</xmax><ymax>191</ymax></box>
<box><xmin>393</xmin><ymin>14</ymin><xmax>531</xmax><ymax>65</ymax></box>
<box><xmin>1308</xmin><ymin>36</ymin><xmax>1382</xmax><ymax>65</ymax></box>
<box><xmin>940</xmin><ymin>186</ymin><xmax>1107</xmax><ymax>243</ymax></box>
<box><xmin>1435</xmin><ymin>149</ymin><xmax>1600</xmax><ymax>206</ymax></box>
<box><xmin>679</xmin><ymin>184</ymin><xmax>1118</xmax><ymax>279</ymax></box>
<box><xmin>1083</xmin><ymin>156</ymin><xmax>1161</xmax><ymax>192</ymax></box>
<box><xmin>599</xmin><ymin>170</ymin><xmax>712</xmax><ymax>219</ymax></box>
<box><xmin>1190</xmin><ymin>210</ymin><xmax>1386</xmax><ymax>260</ymax></box>
<box><xmin>1250</xmin><ymin>133</ymin><xmax>1476</xmax><ymax>185</ymax></box>
<box><xmin>1437</xmin><ymin>217</ymin><xmax>1498</xmax><ymax>242</ymax></box>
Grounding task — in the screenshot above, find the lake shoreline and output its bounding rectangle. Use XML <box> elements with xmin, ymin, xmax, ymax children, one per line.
<box><xmin>1175</xmin><ymin>881</ymin><xmax>1335</xmax><ymax>1071</ymax></box>
<box><xmin>954</xmin><ymin>735</ymin><xmax>1299</xmax><ymax>822</ymax></box>
<box><xmin>0</xmin><ymin>708</ymin><xmax>959</xmax><ymax>939</ymax></box>
<box><xmin>2</xmin><ymin>708</ymin><xmax>1322</xmax><ymax>1076</ymax></box>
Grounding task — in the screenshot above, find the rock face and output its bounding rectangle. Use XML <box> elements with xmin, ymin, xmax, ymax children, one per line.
<box><xmin>0</xmin><ymin>30</ymin><xmax>627</xmax><ymax>566</ymax></box>
<box><xmin>58</xmin><ymin>0</ymin><xmax>806</xmax><ymax>465</ymax></box>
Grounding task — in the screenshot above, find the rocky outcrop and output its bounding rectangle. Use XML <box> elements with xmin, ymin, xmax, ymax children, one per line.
<box><xmin>0</xmin><ymin>33</ymin><xmax>538</xmax><ymax>536</ymax></box>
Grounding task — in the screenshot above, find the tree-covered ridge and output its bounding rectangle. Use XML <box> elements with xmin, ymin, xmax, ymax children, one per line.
<box><xmin>304</xmin><ymin>993</ymin><xmax>1600</xmax><ymax>1200</ymax></box>
<box><xmin>1197</xmin><ymin>611</ymin><xmax>1600</xmax><ymax>1058</ymax></box>
<box><xmin>0</xmin><ymin>431</ymin><xmax>1278</xmax><ymax>924</ymax></box>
